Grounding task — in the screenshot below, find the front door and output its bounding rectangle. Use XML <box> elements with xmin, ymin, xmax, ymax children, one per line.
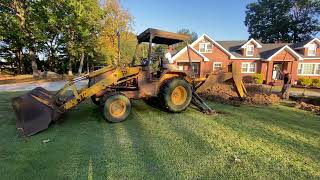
<box><xmin>272</xmin><ymin>63</ymin><xmax>282</xmax><ymax>80</ymax></box>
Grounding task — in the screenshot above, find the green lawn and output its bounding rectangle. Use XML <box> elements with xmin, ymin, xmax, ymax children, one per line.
<box><xmin>0</xmin><ymin>92</ymin><xmax>319</xmax><ymax>179</ymax></box>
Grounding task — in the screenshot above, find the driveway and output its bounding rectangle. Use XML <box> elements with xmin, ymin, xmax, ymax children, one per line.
<box><xmin>0</xmin><ymin>80</ymin><xmax>88</xmax><ymax>92</ymax></box>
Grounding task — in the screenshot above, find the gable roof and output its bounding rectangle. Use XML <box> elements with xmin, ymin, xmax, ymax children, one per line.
<box><xmin>304</xmin><ymin>38</ymin><xmax>320</xmax><ymax>47</ymax></box>
<box><xmin>217</xmin><ymin>40</ymin><xmax>262</xmax><ymax>59</ymax></box>
<box><xmin>187</xmin><ymin>45</ymin><xmax>209</xmax><ymax>61</ymax></box>
<box><xmin>172</xmin><ymin>34</ymin><xmax>236</xmax><ymax>61</ymax></box>
<box><xmin>266</xmin><ymin>45</ymin><xmax>303</xmax><ymax>61</ymax></box>
<box><xmin>292</xmin><ymin>38</ymin><xmax>320</xmax><ymax>49</ymax></box>
<box><xmin>240</xmin><ymin>38</ymin><xmax>262</xmax><ymax>49</ymax></box>
<box><xmin>173</xmin><ymin>34</ymin><xmax>319</xmax><ymax>61</ymax></box>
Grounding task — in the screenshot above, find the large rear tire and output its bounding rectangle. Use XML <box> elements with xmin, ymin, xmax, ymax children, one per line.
<box><xmin>102</xmin><ymin>93</ymin><xmax>131</xmax><ymax>123</ymax></box>
<box><xmin>159</xmin><ymin>78</ymin><xmax>192</xmax><ymax>112</ymax></box>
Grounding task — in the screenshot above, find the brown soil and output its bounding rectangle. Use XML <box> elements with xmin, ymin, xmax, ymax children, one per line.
<box><xmin>294</xmin><ymin>102</ymin><xmax>320</xmax><ymax>115</ymax></box>
<box><xmin>291</xmin><ymin>97</ymin><xmax>320</xmax><ymax>115</ymax></box>
<box><xmin>197</xmin><ymin>82</ymin><xmax>280</xmax><ymax>106</ymax></box>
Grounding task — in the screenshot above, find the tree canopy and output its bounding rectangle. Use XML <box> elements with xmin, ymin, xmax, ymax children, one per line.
<box><xmin>0</xmin><ymin>0</ymin><xmax>134</xmax><ymax>76</ymax></box>
<box><xmin>175</xmin><ymin>29</ymin><xmax>198</xmax><ymax>52</ymax></box>
<box><xmin>245</xmin><ymin>0</ymin><xmax>320</xmax><ymax>43</ymax></box>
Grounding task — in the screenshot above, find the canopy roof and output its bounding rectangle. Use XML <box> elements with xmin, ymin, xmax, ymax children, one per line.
<box><xmin>137</xmin><ymin>28</ymin><xmax>190</xmax><ymax>45</ymax></box>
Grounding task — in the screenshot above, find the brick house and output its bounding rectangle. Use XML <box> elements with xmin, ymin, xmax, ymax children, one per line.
<box><xmin>172</xmin><ymin>34</ymin><xmax>320</xmax><ymax>84</ymax></box>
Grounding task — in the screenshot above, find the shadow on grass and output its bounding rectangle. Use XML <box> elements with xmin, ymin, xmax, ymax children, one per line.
<box><xmin>123</xmin><ymin>111</ymin><xmax>169</xmax><ymax>178</ymax></box>
<box><xmin>218</xmin><ymin>104</ymin><xmax>320</xmax><ymax>137</ymax></box>
<box><xmin>182</xmin><ymin>111</ymin><xmax>318</xmax><ymax>179</ymax></box>
<box><xmin>214</xmin><ymin>110</ymin><xmax>320</xmax><ymax>159</ymax></box>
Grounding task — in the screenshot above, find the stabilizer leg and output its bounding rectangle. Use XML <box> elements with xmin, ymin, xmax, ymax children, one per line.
<box><xmin>191</xmin><ymin>91</ymin><xmax>216</xmax><ymax>115</ymax></box>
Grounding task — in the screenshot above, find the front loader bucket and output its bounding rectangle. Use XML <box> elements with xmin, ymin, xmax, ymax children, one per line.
<box><xmin>12</xmin><ymin>87</ymin><xmax>63</xmax><ymax>137</ymax></box>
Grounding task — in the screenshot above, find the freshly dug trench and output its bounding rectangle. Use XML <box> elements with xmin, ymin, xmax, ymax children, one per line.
<box><xmin>295</xmin><ymin>102</ymin><xmax>320</xmax><ymax>115</ymax></box>
<box><xmin>292</xmin><ymin>97</ymin><xmax>320</xmax><ymax>115</ymax></box>
<box><xmin>197</xmin><ymin>83</ymin><xmax>280</xmax><ymax>106</ymax></box>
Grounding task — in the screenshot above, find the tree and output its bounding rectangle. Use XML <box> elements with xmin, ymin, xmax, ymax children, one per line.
<box><xmin>175</xmin><ymin>29</ymin><xmax>198</xmax><ymax>52</ymax></box>
<box><xmin>97</xmin><ymin>0</ymin><xmax>134</xmax><ymax>65</ymax></box>
<box><xmin>0</xmin><ymin>0</ymin><xmax>28</xmax><ymax>74</ymax></box>
<box><xmin>245</xmin><ymin>0</ymin><xmax>320</xmax><ymax>43</ymax></box>
<box><xmin>1</xmin><ymin>0</ymin><xmax>133</xmax><ymax>76</ymax></box>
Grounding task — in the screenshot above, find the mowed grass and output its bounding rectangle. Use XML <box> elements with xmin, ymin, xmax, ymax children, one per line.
<box><xmin>0</xmin><ymin>92</ymin><xmax>319</xmax><ymax>179</ymax></box>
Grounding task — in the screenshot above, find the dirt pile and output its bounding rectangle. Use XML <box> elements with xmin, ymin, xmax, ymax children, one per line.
<box><xmin>244</xmin><ymin>93</ymin><xmax>280</xmax><ymax>105</ymax></box>
<box><xmin>198</xmin><ymin>83</ymin><xmax>280</xmax><ymax>106</ymax></box>
<box><xmin>294</xmin><ymin>101</ymin><xmax>320</xmax><ymax>115</ymax></box>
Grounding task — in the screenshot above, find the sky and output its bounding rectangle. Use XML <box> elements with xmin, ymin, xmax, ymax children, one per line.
<box><xmin>121</xmin><ymin>0</ymin><xmax>257</xmax><ymax>41</ymax></box>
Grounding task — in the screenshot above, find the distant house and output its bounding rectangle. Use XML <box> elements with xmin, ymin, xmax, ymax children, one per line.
<box><xmin>172</xmin><ymin>35</ymin><xmax>320</xmax><ymax>85</ymax></box>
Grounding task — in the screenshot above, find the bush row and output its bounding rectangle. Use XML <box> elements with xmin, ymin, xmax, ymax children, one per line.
<box><xmin>298</xmin><ymin>78</ymin><xmax>320</xmax><ymax>88</ymax></box>
<box><xmin>242</xmin><ymin>74</ymin><xmax>320</xmax><ymax>88</ymax></box>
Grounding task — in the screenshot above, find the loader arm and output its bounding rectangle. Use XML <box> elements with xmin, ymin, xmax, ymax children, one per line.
<box><xmin>12</xmin><ymin>66</ymin><xmax>140</xmax><ymax>136</ymax></box>
<box><xmin>58</xmin><ymin>66</ymin><xmax>140</xmax><ymax>110</ymax></box>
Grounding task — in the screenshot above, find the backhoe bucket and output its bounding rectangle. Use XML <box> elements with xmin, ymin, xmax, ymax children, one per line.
<box><xmin>12</xmin><ymin>87</ymin><xmax>62</xmax><ymax>137</ymax></box>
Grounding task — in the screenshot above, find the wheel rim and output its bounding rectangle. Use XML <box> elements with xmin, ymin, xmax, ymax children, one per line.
<box><xmin>171</xmin><ymin>86</ymin><xmax>188</xmax><ymax>106</ymax></box>
<box><xmin>109</xmin><ymin>99</ymin><xmax>126</xmax><ymax>118</ymax></box>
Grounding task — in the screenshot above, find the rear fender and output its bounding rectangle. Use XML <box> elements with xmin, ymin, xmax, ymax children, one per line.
<box><xmin>156</xmin><ymin>71</ymin><xmax>190</xmax><ymax>95</ymax></box>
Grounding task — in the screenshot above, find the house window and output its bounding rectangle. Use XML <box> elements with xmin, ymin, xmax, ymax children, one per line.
<box><xmin>192</xmin><ymin>63</ymin><xmax>200</xmax><ymax>74</ymax></box>
<box><xmin>213</xmin><ymin>62</ymin><xmax>222</xmax><ymax>71</ymax></box>
<box><xmin>298</xmin><ymin>63</ymin><xmax>320</xmax><ymax>75</ymax></box>
<box><xmin>298</xmin><ymin>63</ymin><xmax>303</xmax><ymax>74</ymax></box>
<box><xmin>308</xmin><ymin>44</ymin><xmax>317</xmax><ymax>56</ymax></box>
<box><xmin>246</xmin><ymin>45</ymin><xmax>254</xmax><ymax>56</ymax></box>
<box><xmin>177</xmin><ymin>62</ymin><xmax>200</xmax><ymax>74</ymax></box>
<box><xmin>241</xmin><ymin>62</ymin><xmax>256</xmax><ymax>73</ymax></box>
<box><xmin>199</xmin><ymin>43</ymin><xmax>212</xmax><ymax>53</ymax></box>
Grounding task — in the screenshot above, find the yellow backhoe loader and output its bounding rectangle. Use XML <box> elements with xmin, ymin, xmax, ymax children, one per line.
<box><xmin>12</xmin><ymin>28</ymin><xmax>247</xmax><ymax>137</ymax></box>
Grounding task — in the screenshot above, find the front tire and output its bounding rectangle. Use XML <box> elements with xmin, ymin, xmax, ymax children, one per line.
<box><xmin>102</xmin><ymin>93</ymin><xmax>131</xmax><ymax>123</ymax></box>
<box><xmin>160</xmin><ymin>78</ymin><xmax>192</xmax><ymax>112</ymax></box>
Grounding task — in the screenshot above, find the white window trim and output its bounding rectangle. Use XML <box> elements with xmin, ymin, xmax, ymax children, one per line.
<box><xmin>213</xmin><ymin>62</ymin><xmax>222</xmax><ymax>70</ymax></box>
<box><xmin>308</xmin><ymin>44</ymin><xmax>317</xmax><ymax>56</ymax></box>
<box><xmin>241</xmin><ymin>62</ymin><xmax>257</xmax><ymax>73</ymax></box>
<box><xmin>246</xmin><ymin>44</ymin><xmax>254</xmax><ymax>56</ymax></box>
<box><xmin>199</xmin><ymin>42</ymin><xmax>212</xmax><ymax>53</ymax></box>
<box><xmin>297</xmin><ymin>63</ymin><xmax>320</xmax><ymax>76</ymax></box>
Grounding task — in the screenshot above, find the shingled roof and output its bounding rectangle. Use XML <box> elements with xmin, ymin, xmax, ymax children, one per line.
<box><xmin>217</xmin><ymin>40</ymin><xmax>291</xmax><ymax>59</ymax></box>
<box><xmin>173</xmin><ymin>35</ymin><xmax>320</xmax><ymax>61</ymax></box>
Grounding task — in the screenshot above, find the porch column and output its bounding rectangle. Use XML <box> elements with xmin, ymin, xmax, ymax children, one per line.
<box><xmin>266</xmin><ymin>61</ymin><xmax>273</xmax><ymax>84</ymax></box>
<box><xmin>260</xmin><ymin>62</ymin><xmax>268</xmax><ymax>82</ymax></box>
<box><xmin>291</xmin><ymin>61</ymin><xmax>298</xmax><ymax>84</ymax></box>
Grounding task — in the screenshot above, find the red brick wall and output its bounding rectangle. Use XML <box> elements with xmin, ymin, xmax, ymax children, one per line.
<box><xmin>174</xmin><ymin>39</ymin><xmax>320</xmax><ymax>84</ymax></box>
<box><xmin>270</xmin><ymin>49</ymin><xmax>297</xmax><ymax>61</ymax></box>
<box><xmin>175</xmin><ymin>48</ymin><xmax>203</xmax><ymax>61</ymax></box>
<box><xmin>193</xmin><ymin>37</ymin><xmax>230</xmax><ymax>61</ymax></box>
<box><xmin>174</xmin><ymin>39</ymin><xmax>265</xmax><ymax>81</ymax></box>
<box><xmin>175</xmin><ymin>37</ymin><xmax>233</xmax><ymax>77</ymax></box>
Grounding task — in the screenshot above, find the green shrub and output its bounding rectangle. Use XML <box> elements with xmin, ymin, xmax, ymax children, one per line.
<box><xmin>298</xmin><ymin>78</ymin><xmax>312</xmax><ymax>87</ymax></box>
<box><xmin>252</xmin><ymin>73</ymin><xmax>264</xmax><ymax>84</ymax></box>
<box><xmin>312</xmin><ymin>79</ymin><xmax>320</xmax><ymax>88</ymax></box>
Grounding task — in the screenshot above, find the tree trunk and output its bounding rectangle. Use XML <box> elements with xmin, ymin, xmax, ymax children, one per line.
<box><xmin>68</xmin><ymin>59</ymin><xmax>73</xmax><ymax>76</ymax></box>
<box><xmin>15</xmin><ymin>50</ymin><xmax>24</xmax><ymax>74</ymax></box>
<box><xmin>78</xmin><ymin>52</ymin><xmax>85</xmax><ymax>75</ymax></box>
<box><xmin>29</xmin><ymin>49</ymin><xmax>39</xmax><ymax>78</ymax></box>
<box><xmin>87</xmin><ymin>60</ymin><xmax>89</xmax><ymax>73</ymax></box>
